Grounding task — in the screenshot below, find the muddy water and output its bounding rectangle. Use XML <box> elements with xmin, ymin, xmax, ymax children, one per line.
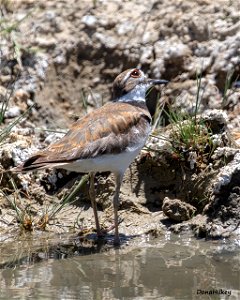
<box><xmin>0</xmin><ymin>232</ymin><xmax>239</xmax><ymax>300</ymax></box>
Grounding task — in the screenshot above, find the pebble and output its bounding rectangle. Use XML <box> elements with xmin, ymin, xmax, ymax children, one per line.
<box><xmin>5</xmin><ymin>106</ymin><xmax>21</xmax><ymax>118</ymax></box>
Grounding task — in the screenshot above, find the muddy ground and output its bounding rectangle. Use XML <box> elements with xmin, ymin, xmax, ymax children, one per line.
<box><xmin>0</xmin><ymin>0</ymin><xmax>239</xmax><ymax>244</ymax></box>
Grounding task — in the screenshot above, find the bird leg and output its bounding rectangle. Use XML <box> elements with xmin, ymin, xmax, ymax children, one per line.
<box><xmin>89</xmin><ymin>172</ymin><xmax>101</xmax><ymax>237</ymax></box>
<box><xmin>113</xmin><ymin>172</ymin><xmax>124</xmax><ymax>245</ymax></box>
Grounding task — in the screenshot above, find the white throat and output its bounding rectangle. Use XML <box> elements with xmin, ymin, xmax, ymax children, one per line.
<box><xmin>118</xmin><ymin>84</ymin><xmax>150</xmax><ymax>103</ymax></box>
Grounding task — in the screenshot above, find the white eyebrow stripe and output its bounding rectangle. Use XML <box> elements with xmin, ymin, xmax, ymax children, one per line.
<box><xmin>139</xmin><ymin>70</ymin><xmax>146</xmax><ymax>82</ymax></box>
<box><xmin>122</xmin><ymin>70</ymin><xmax>132</xmax><ymax>84</ymax></box>
<box><xmin>140</xmin><ymin>70</ymin><xmax>145</xmax><ymax>77</ymax></box>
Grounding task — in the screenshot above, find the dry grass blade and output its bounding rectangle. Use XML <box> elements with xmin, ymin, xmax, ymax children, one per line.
<box><xmin>152</xmin><ymin>99</ymin><xmax>165</xmax><ymax>132</ymax></box>
<box><xmin>0</xmin><ymin>81</ymin><xmax>15</xmax><ymax>124</ymax></box>
<box><xmin>0</xmin><ymin>103</ymin><xmax>36</xmax><ymax>143</ymax></box>
<box><xmin>42</xmin><ymin>128</ymin><xmax>67</xmax><ymax>134</ymax></box>
<box><xmin>48</xmin><ymin>174</ymin><xmax>89</xmax><ymax>220</ymax></box>
<box><xmin>3</xmin><ymin>177</ymin><xmax>33</xmax><ymax>231</ymax></box>
<box><xmin>194</xmin><ymin>72</ymin><xmax>203</xmax><ymax>124</ymax></box>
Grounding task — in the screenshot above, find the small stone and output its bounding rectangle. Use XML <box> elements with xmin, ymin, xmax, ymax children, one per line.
<box><xmin>209</xmin><ymin>224</ymin><xmax>224</xmax><ymax>238</ymax></box>
<box><xmin>116</xmin><ymin>21</ymin><xmax>135</xmax><ymax>35</ymax></box>
<box><xmin>44</xmin><ymin>132</ymin><xmax>65</xmax><ymax>145</ymax></box>
<box><xmin>162</xmin><ymin>197</ymin><xmax>197</xmax><ymax>221</ymax></box>
<box><xmin>35</xmin><ymin>37</ymin><xmax>57</xmax><ymax>48</ymax></box>
<box><xmin>0</xmin><ymin>75</ymin><xmax>12</xmax><ymax>84</ymax></box>
<box><xmin>81</xmin><ymin>15</ymin><xmax>97</xmax><ymax>28</ymax></box>
<box><xmin>5</xmin><ymin>106</ymin><xmax>21</xmax><ymax>118</ymax></box>
<box><xmin>13</xmin><ymin>89</ymin><xmax>30</xmax><ymax>102</ymax></box>
<box><xmin>94</xmin><ymin>32</ymin><xmax>118</xmax><ymax>49</ymax></box>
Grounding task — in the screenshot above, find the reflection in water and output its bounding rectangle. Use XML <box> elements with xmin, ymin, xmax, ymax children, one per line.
<box><xmin>0</xmin><ymin>233</ymin><xmax>239</xmax><ymax>299</ymax></box>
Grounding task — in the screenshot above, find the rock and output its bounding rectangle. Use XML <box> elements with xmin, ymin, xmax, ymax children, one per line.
<box><xmin>165</xmin><ymin>43</ymin><xmax>191</xmax><ymax>61</ymax></box>
<box><xmin>192</xmin><ymin>150</ymin><xmax>240</xmax><ymax>238</ymax></box>
<box><xmin>116</xmin><ymin>20</ymin><xmax>135</xmax><ymax>35</ymax></box>
<box><xmin>4</xmin><ymin>106</ymin><xmax>21</xmax><ymax>118</ymax></box>
<box><xmin>211</xmin><ymin>35</ymin><xmax>240</xmax><ymax>90</ymax></box>
<box><xmin>13</xmin><ymin>89</ymin><xmax>30</xmax><ymax>103</ymax></box>
<box><xmin>212</xmin><ymin>151</ymin><xmax>240</xmax><ymax>194</ymax></box>
<box><xmin>35</xmin><ymin>37</ymin><xmax>57</xmax><ymax>49</ymax></box>
<box><xmin>93</xmin><ymin>32</ymin><xmax>119</xmax><ymax>50</ymax></box>
<box><xmin>140</xmin><ymin>46</ymin><xmax>154</xmax><ymax>65</ymax></box>
<box><xmin>188</xmin><ymin>16</ymin><xmax>209</xmax><ymax>41</ymax></box>
<box><xmin>162</xmin><ymin>197</ymin><xmax>197</xmax><ymax>221</ymax></box>
<box><xmin>44</xmin><ymin>132</ymin><xmax>65</xmax><ymax>145</ymax></box>
<box><xmin>0</xmin><ymin>86</ymin><xmax>7</xmax><ymax>98</ymax></box>
<box><xmin>153</xmin><ymin>41</ymin><xmax>191</xmax><ymax>78</ymax></box>
<box><xmin>81</xmin><ymin>15</ymin><xmax>97</xmax><ymax>28</ymax></box>
<box><xmin>201</xmin><ymin>109</ymin><xmax>228</xmax><ymax>133</ymax></box>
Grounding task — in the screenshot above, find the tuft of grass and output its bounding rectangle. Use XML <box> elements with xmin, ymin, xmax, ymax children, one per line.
<box><xmin>151</xmin><ymin>71</ymin><xmax>216</xmax><ymax>169</ymax></box>
<box><xmin>3</xmin><ymin>174</ymin><xmax>89</xmax><ymax>232</ymax></box>
<box><xmin>167</xmin><ymin>109</ymin><xmax>215</xmax><ymax>165</ymax></box>
<box><xmin>4</xmin><ymin>177</ymin><xmax>34</xmax><ymax>231</ymax></box>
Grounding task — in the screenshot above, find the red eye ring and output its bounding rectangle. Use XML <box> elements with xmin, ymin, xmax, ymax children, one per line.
<box><xmin>130</xmin><ymin>69</ymin><xmax>140</xmax><ymax>78</ymax></box>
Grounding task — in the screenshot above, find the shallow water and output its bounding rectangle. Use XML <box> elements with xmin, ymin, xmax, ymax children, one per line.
<box><xmin>0</xmin><ymin>232</ymin><xmax>239</xmax><ymax>300</ymax></box>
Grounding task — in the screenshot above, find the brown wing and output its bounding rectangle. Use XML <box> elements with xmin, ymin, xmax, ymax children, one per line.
<box><xmin>19</xmin><ymin>102</ymin><xmax>151</xmax><ymax>171</ymax></box>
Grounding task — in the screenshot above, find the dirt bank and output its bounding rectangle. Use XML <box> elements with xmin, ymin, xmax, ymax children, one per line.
<box><xmin>0</xmin><ymin>0</ymin><xmax>239</xmax><ymax>243</ymax></box>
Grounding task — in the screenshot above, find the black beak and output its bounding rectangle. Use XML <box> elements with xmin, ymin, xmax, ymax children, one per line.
<box><xmin>148</xmin><ymin>79</ymin><xmax>169</xmax><ymax>85</ymax></box>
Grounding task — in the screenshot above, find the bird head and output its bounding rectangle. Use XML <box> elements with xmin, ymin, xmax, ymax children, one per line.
<box><xmin>112</xmin><ymin>68</ymin><xmax>168</xmax><ymax>102</ymax></box>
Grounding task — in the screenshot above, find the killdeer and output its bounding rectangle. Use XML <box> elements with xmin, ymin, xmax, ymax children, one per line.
<box><xmin>16</xmin><ymin>68</ymin><xmax>168</xmax><ymax>245</ymax></box>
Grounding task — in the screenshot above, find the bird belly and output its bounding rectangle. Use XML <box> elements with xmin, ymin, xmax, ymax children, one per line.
<box><xmin>59</xmin><ymin>144</ymin><xmax>144</xmax><ymax>174</ymax></box>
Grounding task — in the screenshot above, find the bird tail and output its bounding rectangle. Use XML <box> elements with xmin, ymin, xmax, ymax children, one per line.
<box><xmin>11</xmin><ymin>154</ymin><xmax>68</xmax><ymax>173</ymax></box>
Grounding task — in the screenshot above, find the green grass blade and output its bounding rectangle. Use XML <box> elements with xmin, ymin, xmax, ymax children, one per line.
<box><xmin>194</xmin><ymin>71</ymin><xmax>202</xmax><ymax>124</ymax></box>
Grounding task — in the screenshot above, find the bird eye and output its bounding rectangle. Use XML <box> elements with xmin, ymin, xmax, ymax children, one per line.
<box><xmin>130</xmin><ymin>69</ymin><xmax>141</xmax><ymax>78</ymax></box>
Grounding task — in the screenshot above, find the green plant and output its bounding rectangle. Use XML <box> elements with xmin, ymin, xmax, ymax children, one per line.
<box><xmin>167</xmin><ymin>110</ymin><xmax>211</xmax><ymax>150</ymax></box>
<box><xmin>150</xmin><ymin>72</ymin><xmax>216</xmax><ymax>169</ymax></box>
<box><xmin>3</xmin><ymin>177</ymin><xmax>34</xmax><ymax>231</ymax></box>
<box><xmin>194</xmin><ymin>72</ymin><xmax>203</xmax><ymax>124</ymax></box>
<box><xmin>3</xmin><ymin>174</ymin><xmax>89</xmax><ymax>232</ymax></box>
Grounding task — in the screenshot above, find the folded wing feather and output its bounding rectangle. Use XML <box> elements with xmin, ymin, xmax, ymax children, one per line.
<box><xmin>18</xmin><ymin>102</ymin><xmax>151</xmax><ymax>172</ymax></box>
